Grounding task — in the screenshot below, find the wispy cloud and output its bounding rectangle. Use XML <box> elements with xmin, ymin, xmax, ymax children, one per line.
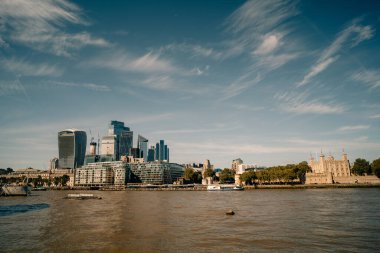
<box><xmin>0</xmin><ymin>79</ymin><xmax>27</xmax><ymax>97</ymax></box>
<box><xmin>352</xmin><ymin>69</ymin><xmax>380</xmax><ymax>90</ymax></box>
<box><xmin>338</xmin><ymin>125</ymin><xmax>370</xmax><ymax>131</ymax></box>
<box><xmin>162</xmin><ymin>43</ymin><xmax>222</xmax><ymax>59</ymax></box>
<box><xmin>225</xmin><ymin>0</ymin><xmax>298</xmax><ymax>59</ymax></box>
<box><xmin>0</xmin><ymin>0</ymin><xmax>109</xmax><ymax>56</ymax></box>
<box><xmin>275</xmin><ymin>91</ymin><xmax>346</xmax><ymax>114</ymax></box>
<box><xmin>369</xmin><ymin>114</ymin><xmax>380</xmax><ymax>119</ymax></box>
<box><xmin>298</xmin><ymin>20</ymin><xmax>374</xmax><ymax>87</ymax></box>
<box><xmin>254</xmin><ymin>33</ymin><xmax>283</xmax><ymax>55</ymax></box>
<box><xmin>87</xmin><ymin>51</ymin><xmax>178</xmax><ymax>73</ymax></box>
<box><xmin>1</xmin><ymin>58</ymin><xmax>63</xmax><ymax>77</ymax></box>
<box><xmin>48</xmin><ymin>81</ymin><xmax>111</xmax><ymax>92</ymax></box>
<box><xmin>221</xmin><ymin>72</ymin><xmax>262</xmax><ymax>101</ymax></box>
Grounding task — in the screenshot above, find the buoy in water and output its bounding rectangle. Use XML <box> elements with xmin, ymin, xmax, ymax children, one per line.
<box><xmin>226</xmin><ymin>209</ymin><xmax>235</xmax><ymax>215</ymax></box>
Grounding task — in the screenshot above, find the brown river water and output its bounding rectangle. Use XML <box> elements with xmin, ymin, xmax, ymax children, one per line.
<box><xmin>1</xmin><ymin>188</ymin><xmax>380</xmax><ymax>253</ymax></box>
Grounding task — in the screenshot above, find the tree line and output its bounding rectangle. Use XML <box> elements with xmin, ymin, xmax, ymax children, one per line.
<box><xmin>351</xmin><ymin>157</ymin><xmax>380</xmax><ymax>178</ymax></box>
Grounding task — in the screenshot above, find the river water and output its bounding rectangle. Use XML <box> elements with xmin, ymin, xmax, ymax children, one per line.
<box><xmin>1</xmin><ymin>188</ymin><xmax>380</xmax><ymax>252</ymax></box>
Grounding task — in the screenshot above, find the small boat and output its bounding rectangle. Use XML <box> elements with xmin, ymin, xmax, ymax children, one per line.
<box><xmin>233</xmin><ymin>186</ymin><xmax>244</xmax><ymax>191</ymax></box>
<box><xmin>1</xmin><ymin>184</ymin><xmax>31</xmax><ymax>196</ymax></box>
<box><xmin>33</xmin><ymin>186</ymin><xmax>47</xmax><ymax>191</ymax></box>
<box><xmin>226</xmin><ymin>209</ymin><xmax>235</xmax><ymax>215</ymax></box>
<box><xmin>207</xmin><ymin>185</ymin><xmax>236</xmax><ymax>191</ymax></box>
<box><xmin>65</xmin><ymin>193</ymin><xmax>102</xmax><ymax>200</ymax></box>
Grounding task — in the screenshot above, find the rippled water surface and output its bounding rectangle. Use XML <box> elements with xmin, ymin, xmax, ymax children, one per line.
<box><xmin>1</xmin><ymin>188</ymin><xmax>380</xmax><ymax>252</ymax></box>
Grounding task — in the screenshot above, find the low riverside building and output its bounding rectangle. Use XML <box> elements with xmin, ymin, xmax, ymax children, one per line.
<box><xmin>75</xmin><ymin>161</ymin><xmax>128</xmax><ymax>187</ymax></box>
<box><xmin>129</xmin><ymin>162</ymin><xmax>184</xmax><ymax>185</ymax></box>
<box><xmin>75</xmin><ymin>161</ymin><xmax>184</xmax><ymax>187</ymax></box>
<box><xmin>305</xmin><ymin>151</ymin><xmax>380</xmax><ymax>184</ymax></box>
<box><xmin>306</xmin><ymin>151</ymin><xmax>351</xmax><ymax>184</ymax></box>
<box><xmin>3</xmin><ymin>168</ymin><xmax>50</xmax><ymax>179</ymax></box>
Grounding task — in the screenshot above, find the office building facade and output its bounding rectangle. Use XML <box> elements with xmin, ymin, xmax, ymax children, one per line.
<box><xmin>101</xmin><ymin>120</ymin><xmax>133</xmax><ymax>160</ymax></box>
<box><xmin>137</xmin><ymin>135</ymin><xmax>148</xmax><ymax>161</ymax></box>
<box><xmin>58</xmin><ymin>129</ymin><xmax>87</xmax><ymax>169</ymax></box>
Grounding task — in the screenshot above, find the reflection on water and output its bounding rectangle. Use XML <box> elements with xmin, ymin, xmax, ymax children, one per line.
<box><xmin>1</xmin><ymin>189</ymin><xmax>380</xmax><ymax>252</ymax></box>
<box><xmin>0</xmin><ymin>203</ymin><xmax>49</xmax><ymax>217</ymax></box>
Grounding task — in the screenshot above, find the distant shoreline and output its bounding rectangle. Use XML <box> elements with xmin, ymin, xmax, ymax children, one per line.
<box><xmin>36</xmin><ymin>183</ymin><xmax>380</xmax><ymax>192</ymax></box>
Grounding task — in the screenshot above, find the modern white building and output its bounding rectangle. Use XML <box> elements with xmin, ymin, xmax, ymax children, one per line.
<box><xmin>236</xmin><ymin>164</ymin><xmax>257</xmax><ymax>175</ymax></box>
<box><xmin>75</xmin><ymin>161</ymin><xmax>184</xmax><ymax>187</ymax></box>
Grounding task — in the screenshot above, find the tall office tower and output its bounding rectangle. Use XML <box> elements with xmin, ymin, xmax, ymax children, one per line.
<box><xmin>159</xmin><ymin>140</ymin><xmax>165</xmax><ymax>161</ymax></box>
<box><xmin>105</xmin><ymin>120</ymin><xmax>133</xmax><ymax>160</ymax></box>
<box><xmin>166</xmin><ymin>147</ymin><xmax>169</xmax><ymax>162</ymax></box>
<box><xmin>130</xmin><ymin>148</ymin><xmax>140</xmax><ymax>158</ymax></box>
<box><xmin>155</xmin><ymin>142</ymin><xmax>160</xmax><ymax>161</ymax></box>
<box><xmin>164</xmin><ymin>145</ymin><xmax>168</xmax><ymax>161</ymax></box>
<box><xmin>58</xmin><ymin>129</ymin><xmax>87</xmax><ymax>169</ymax></box>
<box><xmin>101</xmin><ymin>135</ymin><xmax>117</xmax><ymax>158</ymax></box>
<box><xmin>137</xmin><ymin>135</ymin><xmax>148</xmax><ymax>161</ymax></box>
<box><xmin>147</xmin><ymin>146</ymin><xmax>155</xmax><ymax>162</ymax></box>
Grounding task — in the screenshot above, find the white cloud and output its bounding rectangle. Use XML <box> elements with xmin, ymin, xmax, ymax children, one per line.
<box><xmin>221</xmin><ymin>72</ymin><xmax>262</xmax><ymax>100</ymax></box>
<box><xmin>0</xmin><ymin>0</ymin><xmax>109</xmax><ymax>56</ymax></box>
<box><xmin>163</xmin><ymin>43</ymin><xmax>222</xmax><ymax>59</ymax></box>
<box><xmin>190</xmin><ymin>65</ymin><xmax>209</xmax><ymax>76</ymax></box>
<box><xmin>298</xmin><ymin>21</ymin><xmax>374</xmax><ymax>86</ymax></box>
<box><xmin>254</xmin><ymin>34</ymin><xmax>281</xmax><ymax>55</ymax></box>
<box><xmin>2</xmin><ymin>58</ymin><xmax>63</xmax><ymax>77</ymax></box>
<box><xmin>48</xmin><ymin>81</ymin><xmax>111</xmax><ymax>92</ymax></box>
<box><xmin>338</xmin><ymin>125</ymin><xmax>370</xmax><ymax>131</ymax></box>
<box><xmin>88</xmin><ymin>51</ymin><xmax>178</xmax><ymax>74</ymax></box>
<box><xmin>352</xmin><ymin>69</ymin><xmax>380</xmax><ymax>90</ymax></box>
<box><xmin>256</xmin><ymin>53</ymin><xmax>299</xmax><ymax>71</ymax></box>
<box><xmin>298</xmin><ymin>57</ymin><xmax>338</xmax><ymax>87</ymax></box>
<box><xmin>227</xmin><ymin>0</ymin><xmax>298</xmax><ymax>35</ymax></box>
<box><xmin>369</xmin><ymin>114</ymin><xmax>380</xmax><ymax>119</ymax></box>
<box><xmin>275</xmin><ymin>91</ymin><xmax>345</xmax><ymax>114</ymax></box>
<box><xmin>129</xmin><ymin>52</ymin><xmax>176</xmax><ymax>73</ymax></box>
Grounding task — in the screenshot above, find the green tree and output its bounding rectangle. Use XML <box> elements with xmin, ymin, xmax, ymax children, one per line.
<box><xmin>240</xmin><ymin>171</ymin><xmax>256</xmax><ymax>185</ymax></box>
<box><xmin>192</xmin><ymin>171</ymin><xmax>202</xmax><ymax>184</ymax></box>
<box><xmin>352</xmin><ymin>158</ymin><xmax>371</xmax><ymax>176</ymax></box>
<box><xmin>294</xmin><ymin>161</ymin><xmax>311</xmax><ymax>183</ymax></box>
<box><xmin>61</xmin><ymin>175</ymin><xmax>70</xmax><ymax>186</ymax></box>
<box><xmin>203</xmin><ymin>168</ymin><xmax>215</xmax><ymax>178</ymax></box>
<box><xmin>184</xmin><ymin>167</ymin><xmax>195</xmax><ymax>181</ymax></box>
<box><xmin>219</xmin><ymin>168</ymin><xmax>235</xmax><ymax>184</ymax></box>
<box><xmin>6</xmin><ymin>168</ymin><xmax>14</xmax><ymax>174</ymax></box>
<box><xmin>54</xmin><ymin>177</ymin><xmax>61</xmax><ymax>186</ymax></box>
<box><xmin>371</xmin><ymin>158</ymin><xmax>380</xmax><ymax>178</ymax></box>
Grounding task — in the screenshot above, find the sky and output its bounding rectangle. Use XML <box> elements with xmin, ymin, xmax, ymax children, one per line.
<box><xmin>0</xmin><ymin>0</ymin><xmax>380</xmax><ymax>170</ymax></box>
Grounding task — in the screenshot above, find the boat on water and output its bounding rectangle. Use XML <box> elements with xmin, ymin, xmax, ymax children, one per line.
<box><xmin>65</xmin><ymin>193</ymin><xmax>102</xmax><ymax>200</ymax></box>
<box><xmin>32</xmin><ymin>186</ymin><xmax>48</xmax><ymax>191</ymax></box>
<box><xmin>207</xmin><ymin>185</ymin><xmax>244</xmax><ymax>191</ymax></box>
<box><xmin>1</xmin><ymin>184</ymin><xmax>31</xmax><ymax>196</ymax></box>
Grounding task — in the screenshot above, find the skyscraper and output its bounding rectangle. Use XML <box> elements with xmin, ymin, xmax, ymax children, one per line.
<box><xmin>102</xmin><ymin>120</ymin><xmax>133</xmax><ymax>160</ymax></box>
<box><xmin>137</xmin><ymin>135</ymin><xmax>148</xmax><ymax>162</ymax></box>
<box><xmin>147</xmin><ymin>146</ymin><xmax>155</xmax><ymax>162</ymax></box>
<box><xmin>154</xmin><ymin>140</ymin><xmax>169</xmax><ymax>162</ymax></box>
<box><xmin>58</xmin><ymin>129</ymin><xmax>87</xmax><ymax>169</ymax></box>
<box><xmin>159</xmin><ymin>140</ymin><xmax>165</xmax><ymax>161</ymax></box>
<box><xmin>155</xmin><ymin>142</ymin><xmax>160</xmax><ymax>161</ymax></box>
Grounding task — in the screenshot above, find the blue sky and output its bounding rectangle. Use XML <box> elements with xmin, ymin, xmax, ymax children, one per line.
<box><xmin>0</xmin><ymin>0</ymin><xmax>380</xmax><ymax>170</ymax></box>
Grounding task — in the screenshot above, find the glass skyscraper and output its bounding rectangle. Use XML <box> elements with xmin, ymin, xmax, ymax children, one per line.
<box><xmin>137</xmin><ymin>135</ymin><xmax>148</xmax><ymax>161</ymax></box>
<box><xmin>58</xmin><ymin>129</ymin><xmax>87</xmax><ymax>169</ymax></box>
<box><xmin>105</xmin><ymin>120</ymin><xmax>133</xmax><ymax>160</ymax></box>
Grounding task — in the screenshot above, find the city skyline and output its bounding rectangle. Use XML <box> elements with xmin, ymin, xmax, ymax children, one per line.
<box><xmin>0</xmin><ymin>0</ymin><xmax>380</xmax><ymax>169</ymax></box>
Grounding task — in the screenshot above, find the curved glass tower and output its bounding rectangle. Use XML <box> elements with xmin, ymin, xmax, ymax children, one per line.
<box><xmin>58</xmin><ymin>129</ymin><xmax>87</xmax><ymax>169</ymax></box>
